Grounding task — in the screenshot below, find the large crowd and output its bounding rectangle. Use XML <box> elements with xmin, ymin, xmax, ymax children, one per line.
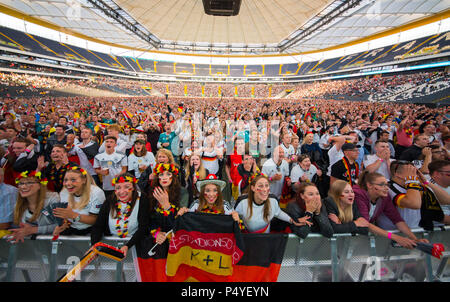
<box><xmin>0</xmin><ymin>82</ymin><xmax>449</xmax><ymax>264</ymax></box>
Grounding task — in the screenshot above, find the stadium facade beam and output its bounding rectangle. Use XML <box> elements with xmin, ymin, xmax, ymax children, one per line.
<box><xmin>86</xmin><ymin>0</ymin><xmax>161</xmax><ymax>49</ymax></box>
<box><xmin>278</xmin><ymin>0</ymin><xmax>363</xmax><ymax>53</ymax></box>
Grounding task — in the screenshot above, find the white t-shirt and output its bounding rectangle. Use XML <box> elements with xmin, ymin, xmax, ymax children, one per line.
<box><xmin>235</xmin><ymin>197</ymin><xmax>291</xmax><ymax>233</ymax></box>
<box><xmin>363</xmin><ymin>154</ymin><xmax>391</xmax><ymax>180</ymax></box>
<box><xmin>327</xmin><ymin>145</ymin><xmax>344</xmax><ymax>176</ymax></box>
<box><xmin>94</xmin><ymin>151</ymin><xmax>128</xmax><ymax>191</ymax></box>
<box><xmin>108</xmin><ymin>196</ymin><xmax>140</xmax><ymax>238</ymax></box>
<box><xmin>280</xmin><ymin>143</ymin><xmax>295</xmax><ymax>159</ymax></box>
<box><xmin>128</xmin><ymin>152</ymin><xmax>156</xmax><ymax>178</ymax></box>
<box><xmin>59</xmin><ymin>185</ymin><xmax>105</xmax><ymax>230</ymax></box>
<box><xmin>290</xmin><ymin>164</ymin><xmax>318</xmax><ymax>183</ymax></box>
<box><xmin>261</xmin><ymin>158</ymin><xmax>290</xmax><ymax>198</ymax></box>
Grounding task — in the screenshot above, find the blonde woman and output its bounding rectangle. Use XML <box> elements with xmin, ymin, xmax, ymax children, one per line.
<box><xmin>53</xmin><ymin>166</ymin><xmax>105</xmax><ymax>236</ymax></box>
<box><xmin>8</xmin><ymin>171</ymin><xmax>60</xmax><ymax>243</ymax></box>
<box><xmin>323</xmin><ymin>179</ymin><xmax>369</xmax><ymax>235</ymax></box>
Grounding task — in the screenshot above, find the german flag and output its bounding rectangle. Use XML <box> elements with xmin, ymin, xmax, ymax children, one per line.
<box><xmin>166</xmin><ymin>212</ymin><xmax>244</xmax><ymax>281</ymax></box>
<box><xmin>133</xmin><ymin>213</ymin><xmax>288</xmax><ymax>282</ymax></box>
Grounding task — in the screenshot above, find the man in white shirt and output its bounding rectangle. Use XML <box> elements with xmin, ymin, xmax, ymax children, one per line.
<box><xmin>94</xmin><ymin>136</ymin><xmax>128</xmax><ymax>199</ymax></box>
<box><xmin>261</xmin><ymin>145</ymin><xmax>290</xmax><ymax>199</ymax></box>
<box><xmin>364</xmin><ymin>140</ymin><xmax>392</xmax><ymax>180</ymax></box>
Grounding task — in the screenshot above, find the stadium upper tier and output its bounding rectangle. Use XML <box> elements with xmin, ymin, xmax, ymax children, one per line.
<box><xmin>0</xmin><ymin>25</ymin><xmax>449</xmax><ymax>79</ymax></box>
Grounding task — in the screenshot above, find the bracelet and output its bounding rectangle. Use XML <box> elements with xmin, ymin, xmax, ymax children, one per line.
<box><xmin>387</xmin><ymin>232</ymin><xmax>392</xmax><ymax>240</ymax></box>
<box><xmin>378</xmin><ymin>158</ymin><xmax>384</xmax><ymax>162</ymax></box>
<box><xmin>422</xmin><ymin>181</ymin><xmax>429</xmax><ymax>185</ymax></box>
<box><xmin>25</xmin><ymin>149</ymin><xmax>31</xmax><ymax>153</ymax></box>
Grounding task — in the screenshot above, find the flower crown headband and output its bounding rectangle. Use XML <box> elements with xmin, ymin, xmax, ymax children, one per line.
<box><xmin>68</xmin><ymin>166</ymin><xmax>87</xmax><ymax>176</ymax></box>
<box><xmin>249</xmin><ymin>171</ymin><xmax>267</xmax><ymax>184</ymax></box>
<box><xmin>112</xmin><ymin>175</ymin><xmax>138</xmax><ymax>185</ymax></box>
<box><xmin>153</xmin><ymin>163</ymin><xmax>179</xmax><ymax>176</ymax></box>
<box><xmin>15</xmin><ymin>170</ymin><xmax>48</xmax><ymax>186</ymax></box>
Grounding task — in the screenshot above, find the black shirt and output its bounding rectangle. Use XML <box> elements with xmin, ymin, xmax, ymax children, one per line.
<box><xmin>331</xmin><ymin>157</ymin><xmax>359</xmax><ymax>186</ymax></box>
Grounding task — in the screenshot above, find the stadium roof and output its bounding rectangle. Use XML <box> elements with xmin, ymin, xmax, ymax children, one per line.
<box><xmin>0</xmin><ymin>0</ymin><xmax>448</xmax><ymax>55</ymax></box>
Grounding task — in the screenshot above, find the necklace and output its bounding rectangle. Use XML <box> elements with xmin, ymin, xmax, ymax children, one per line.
<box><xmin>115</xmin><ymin>199</ymin><xmax>134</xmax><ymax>238</ymax></box>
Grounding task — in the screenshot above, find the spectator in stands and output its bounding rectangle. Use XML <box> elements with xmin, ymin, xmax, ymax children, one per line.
<box><xmin>419</xmin><ymin>121</ymin><xmax>439</xmax><ymax>145</ymax></box>
<box><xmin>427</xmin><ymin>160</ymin><xmax>450</xmax><ymax>224</ymax></box>
<box><xmin>94</xmin><ymin>136</ymin><xmax>128</xmax><ymax>200</ymax></box>
<box><xmin>178</xmin><ymin>174</ymin><xmax>238</xmax><ymax>221</ymax></box>
<box><xmin>8</xmin><ymin>170</ymin><xmax>60</xmax><ymax>243</ymax></box>
<box><xmin>45</xmin><ymin>125</ymin><xmax>67</xmax><ymax>160</ymax></box>
<box><xmin>146</xmin><ymin>163</ymin><xmax>182</xmax><ymax>244</ymax></box>
<box><xmin>74</xmin><ymin>127</ymin><xmax>100</xmax><ymax>186</ymax></box>
<box><xmin>127</xmin><ymin>139</ymin><xmax>156</xmax><ymax>179</ymax></box>
<box><xmin>378</xmin><ymin>130</ymin><xmax>395</xmax><ymax>158</ymax></box>
<box><xmin>235</xmin><ymin>173</ymin><xmax>302</xmax><ymax>233</ymax></box>
<box><xmin>291</xmin><ymin>154</ymin><xmax>322</xmax><ymax>191</ymax></box>
<box><xmin>285</xmin><ymin>182</ymin><xmax>333</xmax><ymax>239</ymax></box>
<box><xmin>399</xmin><ymin>133</ymin><xmax>431</xmax><ymax>165</ymax></box>
<box><xmin>184</xmin><ymin>154</ymin><xmax>209</xmax><ymax>207</ymax></box>
<box><xmin>261</xmin><ymin>145</ymin><xmax>290</xmax><ymax>200</ymax></box>
<box><xmin>39</xmin><ymin>144</ymin><xmax>78</xmax><ymax>193</ymax></box>
<box><xmin>91</xmin><ymin>173</ymin><xmax>148</xmax><ymax>257</ymax></box>
<box><xmin>157</xmin><ymin>122</ymin><xmax>176</xmax><ymax>152</ymax></box>
<box><xmin>330</xmin><ymin>143</ymin><xmax>360</xmax><ymax>186</ymax></box>
<box><xmin>52</xmin><ymin>166</ymin><xmax>104</xmax><ymax>236</ymax></box>
<box><xmin>383</xmin><ymin>160</ymin><xmax>449</xmax><ymax>231</ymax></box>
<box><xmin>280</xmin><ymin>132</ymin><xmax>295</xmax><ymax>164</ymax></box>
<box><xmin>395</xmin><ymin>118</ymin><xmax>414</xmax><ymax>159</ymax></box>
<box><xmin>363</xmin><ymin>140</ymin><xmax>392</xmax><ymax>180</ymax></box>
<box><xmin>237</xmin><ymin>154</ymin><xmax>259</xmax><ymax>196</ymax></box>
<box><xmin>353</xmin><ymin>171</ymin><xmax>427</xmax><ymax>249</ymax></box>
<box><xmin>300</xmin><ymin>132</ymin><xmax>323</xmax><ymax>168</ymax></box>
<box><xmin>225</xmin><ymin>136</ymin><xmax>246</xmax><ymax>201</ymax></box>
<box><xmin>99</xmin><ymin>124</ymin><xmax>130</xmax><ymax>155</ymax></box>
<box><xmin>323</xmin><ymin>180</ymin><xmax>369</xmax><ymax>235</ymax></box>
<box><xmin>0</xmin><ymin>168</ymin><xmax>17</xmax><ymax>232</ymax></box>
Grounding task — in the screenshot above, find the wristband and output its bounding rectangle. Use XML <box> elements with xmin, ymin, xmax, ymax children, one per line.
<box><xmin>25</xmin><ymin>149</ymin><xmax>31</xmax><ymax>153</ymax></box>
<box><xmin>405</xmin><ymin>182</ymin><xmax>422</xmax><ymax>191</ymax></box>
<box><xmin>422</xmin><ymin>181</ymin><xmax>429</xmax><ymax>185</ymax></box>
<box><xmin>387</xmin><ymin>232</ymin><xmax>392</xmax><ymax>240</ymax></box>
<box><xmin>378</xmin><ymin>158</ymin><xmax>384</xmax><ymax>162</ymax></box>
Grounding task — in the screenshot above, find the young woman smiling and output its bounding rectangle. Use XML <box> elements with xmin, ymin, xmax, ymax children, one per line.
<box><xmin>235</xmin><ymin>173</ymin><xmax>304</xmax><ymax>233</ymax></box>
<box><xmin>91</xmin><ymin>173</ymin><xmax>149</xmax><ymax>257</ymax></box>
<box><xmin>178</xmin><ymin>174</ymin><xmax>239</xmax><ymax>222</ymax></box>
<box><xmin>53</xmin><ymin>166</ymin><xmax>105</xmax><ymax>236</ymax></box>
<box><xmin>8</xmin><ymin>171</ymin><xmax>60</xmax><ymax>243</ymax></box>
<box><xmin>147</xmin><ymin>163</ymin><xmax>181</xmax><ymax>245</ymax></box>
<box><xmin>323</xmin><ymin>180</ymin><xmax>369</xmax><ymax>235</ymax></box>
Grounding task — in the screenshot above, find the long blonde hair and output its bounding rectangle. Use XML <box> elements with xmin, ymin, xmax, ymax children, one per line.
<box><xmin>63</xmin><ymin>169</ymin><xmax>95</xmax><ymax>210</ymax></box>
<box><xmin>14</xmin><ymin>179</ymin><xmax>47</xmax><ymax>225</ymax></box>
<box><xmin>328</xmin><ymin>180</ymin><xmax>353</xmax><ymax>223</ymax></box>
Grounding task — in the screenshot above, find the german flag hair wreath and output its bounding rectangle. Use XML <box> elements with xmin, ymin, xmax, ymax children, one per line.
<box><xmin>112</xmin><ymin>175</ymin><xmax>138</xmax><ymax>185</ymax></box>
<box><xmin>15</xmin><ymin>170</ymin><xmax>48</xmax><ymax>186</ymax></box>
<box><xmin>68</xmin><ymin>166</ymin><xmax>88</xmax><ymax>175</ymax></box>
<box><xmin>153</xmin><ymin>163</ymin><xmax>179</xmax><ymax>176</ymax></box>
<box><xmin>249</xmin><ymin>171</ymin><xmax>268</xmax><ymax>184</ymax></box>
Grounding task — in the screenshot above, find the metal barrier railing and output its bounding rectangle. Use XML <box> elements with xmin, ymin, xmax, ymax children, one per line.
<box><xmin>1</xmin><ymin>227</ymin><xmax>449</xmax><ymax>282</ymax></box>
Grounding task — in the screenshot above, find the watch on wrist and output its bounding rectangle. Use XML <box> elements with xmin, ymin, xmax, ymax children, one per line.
<box><xmin>73</xmin><ymin>214</ymin><xmax>81</xmax><ymax>223</ymax></box>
